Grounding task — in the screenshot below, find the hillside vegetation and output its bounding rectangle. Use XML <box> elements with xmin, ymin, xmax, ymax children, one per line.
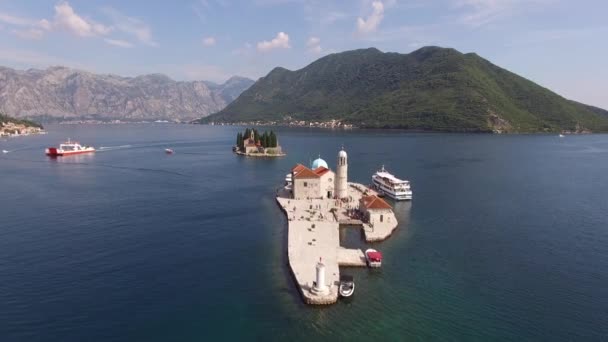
<box><xmin>202</xmin><ymin>47</ymin><xmax>608</xmax><ymax>133</ymax></box>
<box><xmin>0</xmin><ymin>112</ymin><xmax>43</xmax><ymax>128</ymax></box>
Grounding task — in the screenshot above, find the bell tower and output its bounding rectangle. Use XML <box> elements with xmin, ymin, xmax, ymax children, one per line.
<box><xmin>334</xmin><ymin>147</ymin><xmax>348</xmax><ymax>199</ymax></box>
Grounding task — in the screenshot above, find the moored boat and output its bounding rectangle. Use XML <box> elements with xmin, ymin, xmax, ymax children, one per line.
<box><xmin>45</xmin><ymin>139</ymin><xmax>95</xmax><ymax>156</ymax></box>
<box><xmin>365</xmin><ymin>248</ymin><xmax>382</xmax><ymax>268</ymax></box>
<box><xmin>339</xmin><ymin>275</ymin><xmax>355</xmax><ymax>297</ymax></box>
<box><xmin>372</xmin><ymin>165</ymin><xmax>412</xmax><ymax>201</ymax></box>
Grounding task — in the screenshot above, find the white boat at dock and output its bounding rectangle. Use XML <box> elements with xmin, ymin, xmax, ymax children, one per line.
<box><xmin>339</xmin><ymin>275</ymin><xmax>355</xmax><ymax>297</ymax></box>
<box><xmin>372</xmin><ymin>165</ymin><xmax>412</xmax><ymax>201</ymax></box>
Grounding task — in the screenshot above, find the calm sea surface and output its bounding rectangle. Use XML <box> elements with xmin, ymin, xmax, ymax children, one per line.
<box><xmin>1</xmin><ymin>124</ymin><xmax>607</xmax><ymax>341</ymax></box>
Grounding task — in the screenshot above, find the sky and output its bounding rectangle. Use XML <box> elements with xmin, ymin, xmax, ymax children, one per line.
<box><xmin>0</xmin><ymin>0</ymin><xmax>606</xmax><ymax>108</ymax></box>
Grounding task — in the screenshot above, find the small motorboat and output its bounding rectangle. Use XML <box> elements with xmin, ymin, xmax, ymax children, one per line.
<box><xmin>559</xmin><ymin>134</ymin><xmax>565</xmax><ymax>138</ymax></box>
<box><xmin>2</xmin><ymin>150</ymin><xmax>9</xmax><ymax>154</ymax></box>
<box><xmin>339</xmin><ymin>275</ymin><xmax>355</xmax><ymax>298</ymax></box>
<box><xmin>365</xmin><ymin>248</ymin><xmax>382</xmax><ymax>268</ymax></box>
<box><xmin>165</xmin><ymin>148</ymin><xmax>174</xmax><ymax>154</ymax></box>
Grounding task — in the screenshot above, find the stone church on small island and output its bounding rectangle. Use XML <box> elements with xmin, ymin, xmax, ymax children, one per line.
<box><xmin>289</xmin><ymin>148</ymin><xmax>349</xmax><ymax>201</ymax></box>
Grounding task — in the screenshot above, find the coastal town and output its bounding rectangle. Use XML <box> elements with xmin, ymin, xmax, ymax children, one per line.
<box><xmin>0</xmin><ymin>120</ymin><xmax>44</xmax><ymax>138</ymax></box>
<box><xmin>276</xmin><ymin>148</ymin><xmax>400</xmax><ymax>305</ymax></box>
<box><xmin>213</xmin><ymin>117</ymin><xmax>354</xmax><ymax>129</ymax></box>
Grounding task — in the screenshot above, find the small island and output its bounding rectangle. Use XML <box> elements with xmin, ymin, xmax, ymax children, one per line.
<box><xmin>1</xmin><ymin>113</ymin><xmax>44</xmax><ymax>137</ymax></box>
<box><xmin>233</xmin><ymin>127</ymin><xmax>285</xmax><ymax>157</ymax></box>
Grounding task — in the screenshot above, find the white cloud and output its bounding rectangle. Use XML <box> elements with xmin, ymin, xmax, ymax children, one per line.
<box><xmin>232</xmin><ymin>42</ymin><xmax>253</xmax><ymax>56</ymax></box>
<box><xmin>38</xmin><ymin>19</ymin><xmax>52</xmax><ymax>31</ymax></box>
<box><xmin>454</xmin><ymin>0</ymin><xmax>552</xmax><ymax>27</ymax></box>
<box><xmin>53</xmin><ymin>1</ymin><xmax>111</xmax><ymax>37</ymax></box>
<box><xmin>0</xmin><ymin>12</ymin><xmax>52</xmax><ymax>39</ymax></box>
<box><xmin>306</xmin><ymin>36</ymin><xmax>322</xmax><ymax>54</ymax></box>
<box><xmin>12</xmin><ymin>28</ymin><xmax>45</xmax><ymax>40</ymax></box>
<box><xmin>0</xmin><ymin>47</ymin><xmax>92</xmax><ymax>70</ymax></box>
<box><xmin>257</xmin><ymin>31</ymin><xmax>290</xmax><ymax>52</ymax></box>
<box><xmin>0</xmin><ymin>12</ymin><xmax>37</xmax><ymax>26</ymax></box>
<box><xmin>100</xmin><ymin>7</ymin><xmax>158</xmax><ymax>46</ymax></box>
<box><xmin>202</xmin><ymin>36</ymin><xmax>216</xmax><ymax>46</ymax></box>
<box><xmin>357</xmin><ymin>1</ymin><xmax>385</xmax><ymax>34</ymax></box>
<box><xmin>175</xmin><ymin>64</ymin><xmax>230</xmax><ymax>82</ymax></box>
<box><xmin>104</xmin><ymin>38</ymin><xmax>134</xmax><ymax>48</ymax></box>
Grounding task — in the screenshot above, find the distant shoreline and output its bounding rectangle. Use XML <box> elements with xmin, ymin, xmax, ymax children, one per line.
<box><xmin>201</xmin><ymin>122</ymin><xmax>598</xmax><ymax>134</ymax></box>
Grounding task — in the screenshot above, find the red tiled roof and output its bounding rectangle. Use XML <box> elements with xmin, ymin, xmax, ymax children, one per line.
<box><xmin>245</xmin><ymin>138</ymin><xmax>256</xmax><ymax>146</ymax></box>
<box><xmin>292</xmin><ymin>164</ymin><xmax>307</xmax><ymax>173</ymax></box>
<box><xmin>293</xmin><ymin>166</ymin><xmax>320</xmax><ymax>179</ymax></box>
<box><xmin>360</xmin><ymin>195</ymin><xmax>392</xmax><ymax>210</ymax></box>
<box><xmin>313</xmin><ymin>166</ymin><xmax>330</xmax><ymax>176</ymax></box>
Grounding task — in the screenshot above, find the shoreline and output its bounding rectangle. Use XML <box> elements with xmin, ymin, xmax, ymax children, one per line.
<box><xmin>276</xmin><ymin>182</ymin><xmax>398</xmax><ymax>305</ymax></box>
<box><xmin>234</xmin><ymin>150</ymin><xmax>286</xmax><ymax>157</ymax></box>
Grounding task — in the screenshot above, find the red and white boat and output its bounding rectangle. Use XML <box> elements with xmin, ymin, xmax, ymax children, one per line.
<box><xmin>45</xmin><ymin>139</ymin><xmax>95</xmax><ymax>156</ymax></box>
<box><xmin>165</xmin><ymin>148</ymin><xmax>174</xmax><ymax>154</ymax></box>
<box><xmin>365</xmin><ymin>248</ymin><xmax>382</xmax><ymax>268</ymax></box>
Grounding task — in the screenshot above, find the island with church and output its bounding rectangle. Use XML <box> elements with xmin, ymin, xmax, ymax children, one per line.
<box><xmin>233</xmin><ymin>127</ymin><xmax>285</xmax><ymax>157</ymax></box>
<box><xmin>276</xmin><ymin>147</ymin><xmax>399</xmax><ymax>305</ymax></box>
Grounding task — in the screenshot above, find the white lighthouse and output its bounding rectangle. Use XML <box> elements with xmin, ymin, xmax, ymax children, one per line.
<box><xmin>311</xmin><ymin>258</ymin><xmax>329</xmax><ymax>295</ymax></box>
<box><xmin>334</xmin><ymin>147</ymin><xmax>348</xmax><ymax>199</ymax></box>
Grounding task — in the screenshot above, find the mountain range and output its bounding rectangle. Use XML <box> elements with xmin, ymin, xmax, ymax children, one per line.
<box><xmin>0</xmin><ymin>66</ymin><xmax>254</xmax><ymax>122</ymax></box>
<box><xmin>202</xmin><ymin>47</ymin><xmax>608</xmax><ymax>133</ymax></box>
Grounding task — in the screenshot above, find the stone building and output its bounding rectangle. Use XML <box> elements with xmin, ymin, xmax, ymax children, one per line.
<box><xmin>291</xmin><ymin>161</ymin><xmax>335</xmax><ymax>200</ymax></box>
<box><xmin>359</xmin><ymin>195</ymin><xmax>393</xmax><ymax>226</ymax></box>
<box><xmin>243</xmin><ymin>130</ymin><xmax>262</xmax><ymax>154</ymax></box>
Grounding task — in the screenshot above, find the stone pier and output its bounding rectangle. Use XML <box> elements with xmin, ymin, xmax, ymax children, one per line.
<box><xmin>276</xmin><ymin>182</ymin><xmax>398</xmax><ymax>305</ymax></box>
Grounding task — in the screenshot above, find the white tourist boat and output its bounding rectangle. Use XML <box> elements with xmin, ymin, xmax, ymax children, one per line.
<box><xmin>339</xmin><ymin>275</ymin><xmax>355</xmax><ymax>298</ymax></box>
<box><xmin>372</xmin><ymin>165</ymin><xmax>412</xmax><ymax>201</ymax></box>
<box><xmin>365</xmin><ymin>248</ymin><xmax>382</xmax><ymax>268</ymax></box>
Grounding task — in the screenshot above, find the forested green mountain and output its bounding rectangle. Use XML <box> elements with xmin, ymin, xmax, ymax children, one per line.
<box><xmin>201</xmin><ymin>47</ymin><xmax>608</xmax><ymax>132</ymax></box>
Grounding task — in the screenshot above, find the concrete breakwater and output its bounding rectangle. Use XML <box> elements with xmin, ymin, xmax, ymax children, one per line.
<box><xmin>276</xmin><ymin>182</ymin><xmax>398</xmax><ymax>305</ymax></box>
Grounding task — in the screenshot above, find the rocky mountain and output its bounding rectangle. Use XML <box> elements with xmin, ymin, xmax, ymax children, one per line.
<box><xmin>202</xmin><ymin>47</ymin><xmax>608</xmax><ymax>133</ymax></box>
<box><xmin>204</xmin><ymin>76</ymin><xmax>255</xmax><ymax>104</ymax></box>
<box><xmin>0</xmin><ymin>66</ymin><xmax>253</xmax><ymax>122</ymax></box>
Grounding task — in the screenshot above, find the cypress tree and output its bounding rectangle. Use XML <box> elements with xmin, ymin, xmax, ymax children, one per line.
<box><xmin>254</xmin><ymin>129</ymin><xmax>259</xmax><ymax>143</ymax></box>
<box><xmin>270</xmin><ymin>131</ymin><xmax>277</xmax><ymax>147</ymax></box>
<box><xmin>236</xmin><ymin>132</ymin><xmax>241</xmax><ymax>147</ymax></box>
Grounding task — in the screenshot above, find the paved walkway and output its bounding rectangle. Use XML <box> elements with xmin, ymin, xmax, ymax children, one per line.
<box><xmin>276</xmin><ymin>182</ymin><xmax>399</xmax><ymax>305</ymax></box>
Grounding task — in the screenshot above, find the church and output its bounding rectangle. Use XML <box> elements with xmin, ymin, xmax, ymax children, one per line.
<box><xmin>290</xmin><ymin>148</ymin><xmax>349</xmax><ymax>200</ymax></box>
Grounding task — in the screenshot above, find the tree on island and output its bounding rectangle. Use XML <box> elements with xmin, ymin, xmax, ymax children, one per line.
<box><xmin>253</xmin><ymin>129</ymin><xmax>260</xmax><ymax>144</ymax></box>
<box><xmin>235</xmin><ymin>128</ymin><xmax>281</xmax><ymax>153</ymax></box>
<box><xmin>236</xmin><ymin>132</ymin><xmax>243</xmax><ymax>148</ymax></box>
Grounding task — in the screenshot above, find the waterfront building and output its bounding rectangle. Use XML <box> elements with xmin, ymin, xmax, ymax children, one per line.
<box><xmin>290</xmin><ymin>149</ymin><xmax>350</xmax><ymax>200</ymax></box>
<box><xmin>359</xmin><ymin>195</ymin><xmax>393</xmax><ymax>226</ymax></box>
<box><xmin>291</xmin><ymin>162</ymin><xmax>335</xmax><ymax>200</ymax></box>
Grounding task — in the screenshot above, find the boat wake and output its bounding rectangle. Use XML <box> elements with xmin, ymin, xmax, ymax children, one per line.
<box><xmin>98</xmin><ymin>145</ymin><xmax>132</xmax><ymax>151</ymax></box>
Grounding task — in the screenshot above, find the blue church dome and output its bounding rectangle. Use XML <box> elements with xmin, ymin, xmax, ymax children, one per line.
<box><xmin>311</xmin><ymin>157</ymin><xmax>328</xmax><ymax>170</ymax></box>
